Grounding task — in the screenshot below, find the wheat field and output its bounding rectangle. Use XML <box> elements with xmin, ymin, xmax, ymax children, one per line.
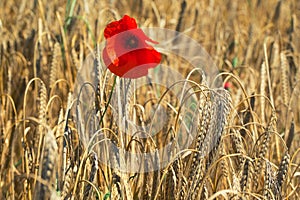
<box><xmin>0</xmin><ymin>0</ymin><xmax>299</xmax><ymax>199</ymax></box>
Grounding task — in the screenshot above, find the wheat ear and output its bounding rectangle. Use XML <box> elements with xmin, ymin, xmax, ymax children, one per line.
<box><xmin>280</xmin><ymin>51</ymin><xmax>290</xmax><ymax>106</ymax></box>
<box><xmin>34</xmin><ymin>129</ymin><xmax>58</xmax><ymax>199</ymax></box>
<box><xmin>276</xmin><ymin>151</ymin><xmax>290</xmax><ymax>195</ymax></box>
<box><xmin>253</xmin><ymin>112</ymin><xmax>277</xmax><ymax>189</ymax></box>
<box><xmin>260</xmin><ymin>61</ymin><xmax>267</xmax><ymax>124</ymax></box>
<box><xmin>49</xmin><ymin>42</ymin><xmax>61</xmax><ymax>88</ymax></box>
<box><xmin>263</xmin><ymin>160</ymin><xmax>274</xmax><ymax>199</ymax></box>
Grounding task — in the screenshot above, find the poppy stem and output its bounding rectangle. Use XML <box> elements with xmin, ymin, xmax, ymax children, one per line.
<box><xmin>122</xmin><ymin>79</ymin><xmax>132</xmax><ymax>133</ymax></box>
<box><xmin>99</xmin><ymin>75</ymin><xmax>117</xmax><ymax>126</ymax></box>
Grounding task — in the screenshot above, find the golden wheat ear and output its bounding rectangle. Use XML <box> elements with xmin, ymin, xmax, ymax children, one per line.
<box><xmin>34</xmin><ymin>129</ymin><xmax>58</xmax><ymax>199</ymax></box>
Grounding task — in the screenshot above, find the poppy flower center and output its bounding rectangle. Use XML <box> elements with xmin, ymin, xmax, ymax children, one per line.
<box><xmin>125</xmin><ymin>35</ymin><xmax>139</xmax><ymax>49</ymax></box>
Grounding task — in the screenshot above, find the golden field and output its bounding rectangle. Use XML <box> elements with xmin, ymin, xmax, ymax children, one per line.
<box><xmin>0</xmin><ymin>0</ymin><xmax>299</xmax><ymax>199</ymax></box>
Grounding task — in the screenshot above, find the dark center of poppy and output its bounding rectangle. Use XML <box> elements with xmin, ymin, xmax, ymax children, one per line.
<box><xmin>125</xmin><ymin>35</ymin><xmax>139</xmax><ymax>49</ymax></box>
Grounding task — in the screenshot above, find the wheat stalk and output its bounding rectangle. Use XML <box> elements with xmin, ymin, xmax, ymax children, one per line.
<box><xmin>56</xmin><ymin>108</ymin><xmax>65</xmax><ymax>191</ymax></box>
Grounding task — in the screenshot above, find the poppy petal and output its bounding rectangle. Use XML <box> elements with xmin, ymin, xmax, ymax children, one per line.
<box><xmin>104</xmin><ymin>15</ymin><xmax>137</xmax><ymax>39</ymax></box>
<box><xmin>103</xmin><ymin>15</ymin><xmax>161</xmax><ymax>79</ymax></box>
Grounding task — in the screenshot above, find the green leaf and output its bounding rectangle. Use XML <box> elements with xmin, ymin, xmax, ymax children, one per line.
<box><xmin>232</xmin><ymin>57</ymin><xmax>238</xmax><ymax>68</ymax></box>
<box><xmin>103</xmin><ymin>192</ymin><xmax>111</xmax><ymax>200</ymax></box>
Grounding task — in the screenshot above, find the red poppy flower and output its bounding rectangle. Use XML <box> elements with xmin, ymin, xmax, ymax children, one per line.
<box><xmin>224</xmin><ymin>82</ymin><xmax>231</xmax><ymax>90</ymax></box>
<box><xmin>102</xmin><ymin>15</ymin><xmax>161</xmax><ymax>78</ymax></box>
